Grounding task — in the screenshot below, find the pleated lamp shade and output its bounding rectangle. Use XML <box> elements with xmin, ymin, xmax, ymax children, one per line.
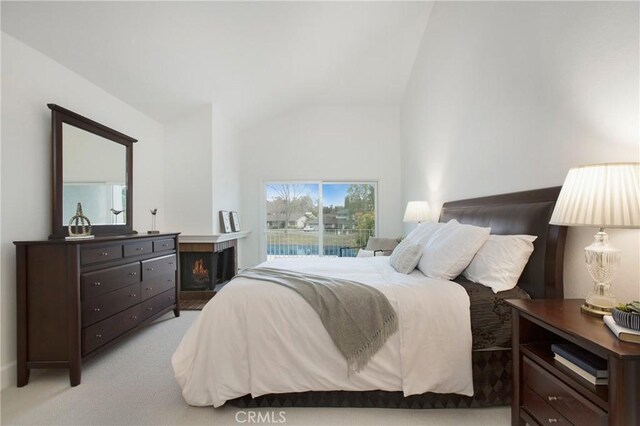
<box><xmin>550</xmin><ymin>163</ymin><xmax>640</xmax><ymax>228</ymax></box>
<box><xmin>403</xmin><ymin>201</ymin><xmax>430</xmax><ymax>223</ymax></box>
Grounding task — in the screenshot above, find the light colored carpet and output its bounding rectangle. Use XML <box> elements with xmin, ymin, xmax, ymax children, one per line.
<box><xmin>1</xmin><ymin>311</ymin><xmax>510</xmax><ymax>426</ymax></box>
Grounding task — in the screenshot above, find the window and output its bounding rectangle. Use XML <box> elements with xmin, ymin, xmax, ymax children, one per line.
<box><xmin>264</xmin><ymin>181</ymin><xmax>377</xmax><ymax>259</ymax></box>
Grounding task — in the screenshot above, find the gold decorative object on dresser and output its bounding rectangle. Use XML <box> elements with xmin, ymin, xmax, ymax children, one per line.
<box><xmin>14</xmin><ymin>233</ymin><xmax>180</xmax><ymax>386</ymax></box>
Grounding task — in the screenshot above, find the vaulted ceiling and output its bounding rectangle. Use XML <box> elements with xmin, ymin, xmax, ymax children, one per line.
<box><xmin>2</xmin><ymin>1</ymin><xmax>432</xmax><ymax>127</ymax></box>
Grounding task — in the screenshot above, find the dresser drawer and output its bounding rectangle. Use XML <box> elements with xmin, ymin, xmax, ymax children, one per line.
<box><xmin>141</xmin><ymin>289</ymin><xmax>176</xmax><ymax>321</ymax></box>
<box><xmin>141</xmin><ymin>272</ymin><xmax>176</xmax><ymax>301</ymax></box>
<box><xmin>123</xmin><ymin>241</ymin><xmax>153</xmax><ymax>257</ymax></box>
<box><xmin>81</xmin><ymin>245</ymin><xmax>122</xmax><ymax>265</ymax></box>
<box><xmin>153</xmin><ymin>238</ymin><xmax>175</xmax><ymax>252</ymax></box>
<box><xmin>142</xmin><ymin>254</ymin><xmax>177</xmax><ymax>279</ymax></box>
<box><xmin>523</xmin><ymin>357</ymin><xmax>607</xmax><ymax>426</ymax></box>
<box><xmin>82</xmin><ymin>283</ymin><xmax>141</xmax><ymax>326</ymax></box>
<box><xmin>82</xmin><ymin>304</ymin><xmax>142</xmax><ymax>355</ymax></box>
<box><xmin>81</xmin><ymin>262</ymin><xmax>141</xmax><ymax>300</ymax></box>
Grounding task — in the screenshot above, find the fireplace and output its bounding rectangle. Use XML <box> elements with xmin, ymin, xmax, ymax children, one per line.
<box><xmin>181</xmin><ymin>252</ymin><xmax>217</xmax><ymax>291</ymax></box>
<box><xmin>179</xmin><ymin>239</ymin><xmax>237</xmax><ymax>296</ymax></box>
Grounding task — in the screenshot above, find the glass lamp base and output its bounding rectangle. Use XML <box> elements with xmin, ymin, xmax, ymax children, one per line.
<box><xmin>580</xmin><ymin>284</ymin><xmax>616</xmax><ymax>317</ymax></box>
<box><xmin>580</xmin><ymin>228</ymin><xmax>620</xmax><ymax>318</ymax></box>
<box><xmin>580</xmin><ymin>301</ymin><xmax>613</xmax><ymax>317</ymax></box>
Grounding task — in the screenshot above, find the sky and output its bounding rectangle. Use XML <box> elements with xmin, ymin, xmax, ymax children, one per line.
<box><xmin>323</xmin><ymin>184</ymin><xmax>349</xmax><ymax>207</ymax></box>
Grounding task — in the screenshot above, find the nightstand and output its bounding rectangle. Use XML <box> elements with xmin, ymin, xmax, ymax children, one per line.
<box><xmin>507</xmin><ymin>299</ymin><xmax>640</xmax><ymax>426</ymax></box>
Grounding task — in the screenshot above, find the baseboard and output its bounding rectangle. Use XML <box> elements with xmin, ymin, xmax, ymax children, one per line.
<box><xmin>180</xmin><ymin>290</ymin><xmax>215</xmax><ymax>300</ymax></box>
<box><xmin>1</xmin><ymin>361</ymin><xmax>16</xmax><ymax>391</ymax></box>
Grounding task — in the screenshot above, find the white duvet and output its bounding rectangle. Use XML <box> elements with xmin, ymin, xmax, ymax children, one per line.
<box><xmin>172</xmin><ymin>256</ymin><xmax>473</xmax><ymax>407</ymax></box>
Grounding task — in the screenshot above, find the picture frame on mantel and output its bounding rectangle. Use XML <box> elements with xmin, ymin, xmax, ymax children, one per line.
<box><xmin>219</xmin><ymin>211</ymin><xmax>232</xmax><ymax>233</ymax></box>
<box><xmin>230</xmin><ymin>211</ymin><xmax>241</xmax><ymax>232</ymax></box>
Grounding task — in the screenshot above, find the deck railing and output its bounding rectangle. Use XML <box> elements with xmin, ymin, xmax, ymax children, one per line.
<box><xmin>266</xmin><ymin>228</ymin><xmax>374</xmax><ymax>259</ymax></box>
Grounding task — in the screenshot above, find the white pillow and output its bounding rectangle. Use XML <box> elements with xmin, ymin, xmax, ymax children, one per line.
<box><xmin>356</xmin><ymin>249</ymin><xmax>375</xmax><ymax>258</ymax></box>
<box><xmin>417</xmin><ymin>219</ymin><xmax>491</xmax><ymax>280</ymax></box>
<box><xmin>389</xmin><ymin>240</ymin><xmax>423</xmax><ymax>274</ymax></box>
<box><xmin>463</xmin><ymin>234</ymin><xmax>537</xmax><ymax>293</ymax></box>
<box><xmin>404</xmin><ymin>222</ymin><xmax>445</xmax><ymax>245</ymax></box>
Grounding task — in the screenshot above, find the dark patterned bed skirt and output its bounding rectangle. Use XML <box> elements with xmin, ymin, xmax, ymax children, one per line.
<box><xmin>228</xmin><ymin>349</ymin><xmax>512</xmax><ymax>409</ymax></box>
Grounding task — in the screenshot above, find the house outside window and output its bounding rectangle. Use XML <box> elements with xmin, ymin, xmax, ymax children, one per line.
<box><xmin>264</xmin><ymin>182</ymin><xmax>377</xmax><ymax>259</ymax></box>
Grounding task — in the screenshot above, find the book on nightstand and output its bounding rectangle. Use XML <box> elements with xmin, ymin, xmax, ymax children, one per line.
<box><xmin>553</xmin><ymin>353</ymin><xmax>608</xmax><ymax>385</ymax></box>
<box><xmin>603</xmin><ymin>315</ymin><xmax>640</xmax><ymax>344</ymax></box>
<box><xmin>551</xmin><ymin>343</ymin><xmax>608</xmax><ymax>378</ymax></box>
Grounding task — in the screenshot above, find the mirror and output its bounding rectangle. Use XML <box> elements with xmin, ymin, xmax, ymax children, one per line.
<box><xmin>63</xmin><ymin>124</ymin><xmax>127</xmax><ymax>225</ymax></box>
<box><xmin>49</xmin><ymin>104</ymin><xmax>137</xmax><ymax>238</ymax></box>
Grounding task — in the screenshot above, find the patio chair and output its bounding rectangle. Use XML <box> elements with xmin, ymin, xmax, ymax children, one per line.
<box><xmin>338</xmin><ymin>237</ymin><xmax>399</xmax><ymax>257</ymax></box>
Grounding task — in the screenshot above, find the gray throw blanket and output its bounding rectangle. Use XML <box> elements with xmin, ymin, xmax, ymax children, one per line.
<box><xmin>236</xmin><ymin>267</ymin><xmax>398</xmax><ymax>375</ymax></box>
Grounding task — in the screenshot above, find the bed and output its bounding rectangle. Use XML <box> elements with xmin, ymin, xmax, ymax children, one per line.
<box><xmin>173</xmin><ymin>187</ymin><xmax>567</xmax><ymax>408</ymax></box>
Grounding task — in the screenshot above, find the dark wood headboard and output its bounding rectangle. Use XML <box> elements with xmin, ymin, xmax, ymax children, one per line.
<box><xmin>439</xmin><ymin>187</ymin><xmax>567</xmax><ymax>299</ymax></box>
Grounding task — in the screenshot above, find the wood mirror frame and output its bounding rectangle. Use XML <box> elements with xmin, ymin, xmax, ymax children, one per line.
<box><xmin>49</xmin><ymin>104</ymin><xmax>137</xmax><ymax>239</ymax></box>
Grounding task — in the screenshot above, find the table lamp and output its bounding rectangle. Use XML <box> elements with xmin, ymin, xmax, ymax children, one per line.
<box><xmin>403</xmin><ymin>201</ymin><xmax>430</xmax><ymax>223</ymax></box>
<box><xmin>550</xmin><ymin>163</ymin><xmax>640</xmax><ymax>316</ymax></box>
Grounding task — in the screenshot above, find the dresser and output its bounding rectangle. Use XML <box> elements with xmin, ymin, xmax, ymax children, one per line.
<box><xmin>507</xmin><ymin>299</ymin><xmax>640</xmax><ymax>426</ymax></box>
<box><xmin>15</xmin><ymin>233</ymin><xmax>180</xmax><ymax>386</ymax></box>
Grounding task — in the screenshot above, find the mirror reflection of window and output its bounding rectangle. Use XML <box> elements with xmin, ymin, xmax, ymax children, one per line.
<box><xmin>62</xmin><ymin>123</ymin><xmax>127</xmax><ymax>225</ymax></box>
<box><xmin>63</xmin><ymin>183</ymin><xmax>126</xmax><ymax>225</ymax></box>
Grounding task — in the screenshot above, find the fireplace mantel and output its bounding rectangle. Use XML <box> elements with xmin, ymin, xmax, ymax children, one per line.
<box><xmin>179</xmin><ymin>231</ymin><xmax>250</xmax><ymax>244</ymax></box>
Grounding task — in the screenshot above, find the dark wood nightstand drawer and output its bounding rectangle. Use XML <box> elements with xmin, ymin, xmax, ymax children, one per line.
<box><xmin>81</xmin><ymin>262</ymin><xmax>141</xmax><ymax>300</ymax></box>
<box><xmin>81</xmin><ymin>245</ymin><xmax>122</xmax><ymax>265</ymax></box>
<box><xmin>522</xmin><ymin>384</ymin><xmax>570</xmax><ymax>425</ymax></box>
<box><xmin>123</xmin><ymin>241</ymin><xmax>153</xmax><ymax>257</ymax></box>
<box><xmin>523</xmin><ymin>356</ymin><xmax>607</xmax><ymax>426</ymax></box>
<box><xmin>153</xmin><ymin>238</ymin><xmax>175</xmax><ymax>252</ymax></box>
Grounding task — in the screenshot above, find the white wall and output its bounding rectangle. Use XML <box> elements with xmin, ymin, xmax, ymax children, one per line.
<box><xmin>240</xmin><ymin>105</ymin><xmax>402</xmax><ymax>268</ymax></box>
<box><xmin>211</xmin><ymin>107</ymin><xmax>242</xmax><ymax>233</ymax></box>
<box><xmin>163</xmin><ymin>106</ymin><xmax>242</xmax><ymax>235</ymax></box>
<box><xmin>401</xmin><ymin>2</ymin><xmax>640</xmax><ymax>301</ymax></box>
<box><xmin>163</xmin><ymin>106</ymin><xmax>214</xmax><ymax>235</ymax></box>
<box><xmin>1</xmin><ymin>33</ymin><xmax>166</xmax><ymax>389</ymax></box>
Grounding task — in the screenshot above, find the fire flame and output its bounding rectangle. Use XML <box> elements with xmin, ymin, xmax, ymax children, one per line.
<box><xmin>192</xmin><ymin>259</ymin><xmax>209</xmax><ymax>281</ymax></box>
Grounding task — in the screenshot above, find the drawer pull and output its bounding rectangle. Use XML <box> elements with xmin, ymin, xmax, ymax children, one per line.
<box><xmin>147</xmin><ymin>307</ymin><xmax>153</xmax><ymax>311</ymax></box>
<box><xmin>162</xmin><ymin>244</ymin><xmax>168</xmax><ymax>247</ymax></box>
<box><xmin>146</xmin><ymin>287</ymin><xmax>153</xmax><ymax>291</ymax></box>
<box><xmin>169</xmin><ymin>262</ymin><xmax>174</xmax><ymax>265</ymax></box>
<box><xmin>94</xmin><ymin>282</ymin><xmax>101</xmax><ymax>287</ymax></box>
<box><xmin>93</xmin><ymin>308</ymin><xmax>101</xmax><ymax>312</ymax></box>
<box><xmin>131</xmin><ymin>316</ymin><xmax>138</xmax><ymax>320</ymax></box>
<box><xmin>136</xmin><ymin>247</ymin><xmax>144</xmax><ymax>251</ymax></box>
<box><xmin>129</xmin><ymin>293</ymin><xmax>137</xmax><ymax>297</ymax></box>
<box><xmin>168</xmin><ymin>279</ymin><xmax>173</xmax><ymax>282</ymax></box>
<box><xmin>129</xmin><ymin>272</ymin><xmax>137</xmax><ymax>276</ymax></box>
<box><xmin>147</xmin><ymin>267</ymin><xmax>154</xmax><ymax>271</ymax></box>
<box><xmin>547</xmin><ymin>396</ymin><xmax>559</xmax><ymax>401</ymax></box>
<box><xmin>100</xmin><ymin>252</ymin><xmax>109</xmax><ymax>256</ymax></box>
<box><xmin>96</xmin><ymin>334</ymin><xmax>102</xmax><ymax>338</ymax></box>
<box><xmin>548</xmin><ymin>419</ymin><xmax>558</xmax><ymax>424</ymax></box>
